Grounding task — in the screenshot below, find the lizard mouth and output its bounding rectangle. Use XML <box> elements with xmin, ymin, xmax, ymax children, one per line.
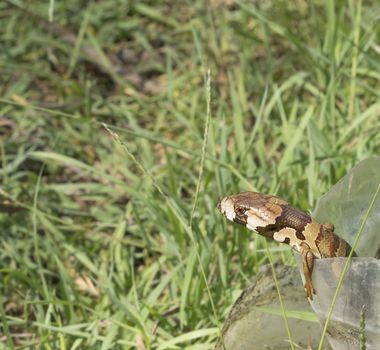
<box><xmin>218</xmin><ymin>197</ymin><xmax>236</xmax><ymax>222</ymax></box>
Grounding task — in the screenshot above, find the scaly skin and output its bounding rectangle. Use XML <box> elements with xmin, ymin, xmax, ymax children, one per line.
<box><xmin>218</xmin><ymin>191</ymin><xmax>357</xmax><ymax>299</ymax></box>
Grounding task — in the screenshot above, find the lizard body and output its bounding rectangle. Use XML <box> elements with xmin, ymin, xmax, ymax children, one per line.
<box><xmin>218</xmin><ymin>191</ymin><xmax>357</xmax><ymax>299</ymax></box>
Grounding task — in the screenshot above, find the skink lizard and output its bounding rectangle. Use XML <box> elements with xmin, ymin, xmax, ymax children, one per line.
<box><xmin>218</xmin><ymin>191</ymin><xmax>357</xmax><ymax>299</ymax></box>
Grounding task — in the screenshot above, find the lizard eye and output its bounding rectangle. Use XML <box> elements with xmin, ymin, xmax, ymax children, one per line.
<box><xmin>235</xmin><ymin>206</ymin><xmax>246</xmax><ymax>216</ymax></box>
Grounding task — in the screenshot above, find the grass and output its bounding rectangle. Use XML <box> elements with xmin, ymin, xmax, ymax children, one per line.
<box><xmin>1</xmin><ymin>0</ymin><xmax>380</xmax><ymax>349</ymax></box>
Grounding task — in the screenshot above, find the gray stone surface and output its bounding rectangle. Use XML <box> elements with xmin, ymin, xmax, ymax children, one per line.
<box><xmin>215</xmin><ymin>263</ymin><xmax>330</xmax><ymax>350</ymax></box>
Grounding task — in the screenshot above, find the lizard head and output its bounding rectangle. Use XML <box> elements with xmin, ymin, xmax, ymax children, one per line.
<box><xmin>218</xmin><ymin>191</ymin><xmax>288</xmax><ymax>229</ymax></box>
<box><xmin>218</xmin><ymin>195</ymin><xmax>249</xmax><ymax>225</ymax></box>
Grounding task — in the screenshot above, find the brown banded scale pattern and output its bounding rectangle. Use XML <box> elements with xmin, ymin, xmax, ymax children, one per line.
<box><xmin>218</xmin><ymin>191</ymin><xmax>357</xmax><ymax>299</ymax></box>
